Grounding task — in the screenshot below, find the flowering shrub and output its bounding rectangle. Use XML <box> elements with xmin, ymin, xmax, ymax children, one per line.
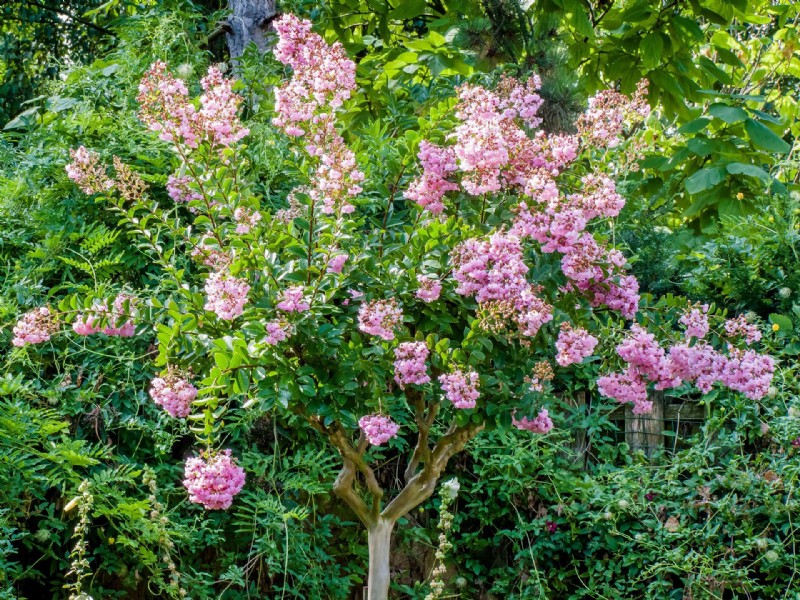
<box><xmin>10</xmin><ymin>13</ymin><xmax>778</xmax><ymax>599</ymax></box>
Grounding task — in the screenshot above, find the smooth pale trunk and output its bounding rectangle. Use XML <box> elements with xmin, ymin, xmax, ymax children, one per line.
<box><xmin>367</xmin><ymin>518</ymin><xmax>395</xmax><ymax>600</ymax></box>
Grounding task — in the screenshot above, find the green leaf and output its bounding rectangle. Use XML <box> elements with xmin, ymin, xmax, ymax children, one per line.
<box><xmin>687</xmin><ymin>138</ymin><xmax>716</xmax><ymax>157</ymax></box>
<box><xmin>744</xmin><ymin>118</ymin><xmax>791</xmax><ymax>153</ymax></box>
<box><xmin>708</xmin><ymin>103</ymin><xmax>748</xmax><ymax>124</ymax></box>
<box><xmin>678</xmin><ymin>117</ymin><xmax>710</xmax><ymax>135</ymax></box>
<box><xmin>390</xmin><ymin>0</ymin><xmax>427</xmax><ymax>20</ymax></box>
<box><xmin>640</xmin><ymin>33</ymin><xmax>664</xmax><ymax>69</ymax></box>
<box><xmin>726</xmin><ymin>162</ymin><xmax>770</xmax><ymax>182</ymax></box>
<box><xmin>769</xmin><ymin>314</ymin><xmax>793</xmax><ymax>334</ymax></box>
<box><xmin>684</xmin><ymin>167</ymin><xmax>725</xmax><ymax>194</ymax></box>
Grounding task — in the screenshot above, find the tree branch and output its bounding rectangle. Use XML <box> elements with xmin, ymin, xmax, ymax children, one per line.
<box><xmin>383</xmin><ymin>421</ymin><xmax>483</xmax><ymax>522</ymax></box>
<box><xmin>311</xmin><ymin>416</ymin><xmax>384</xmax><ymax>523</ymax></box>
<box><xmin>404</xmin><ymin>388</ymin><xmax>439</xmax><ymax>483</ymax></box>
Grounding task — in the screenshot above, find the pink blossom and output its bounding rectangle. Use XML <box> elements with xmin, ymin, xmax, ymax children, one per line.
<box><xmin>137</xmin><ymin>61</ymin><xmax>248</xmax><ymax>151</ymax></box>
<box><xmin>357</xmin><ymin>298</ymin><xmax>403</xmax><ymax>340</ymax></box>
<box><xmin>724</xmin><ymin>314</ymin><xmax>762</xmax><ymax>345</ymax></box>
<box><xmin>513</xmin><ymin>408</ymin><xmax>553</xmax><ymax>433</ymax></box>
<box><xmin>204</xmin><ymin>271</ymin><xmax>250</xmax><ymax>320</ymax></box>
<box><xmin>597</xmin><ymin>366</ymin><xmax>652</xmax><ymax>414</ymax></box>
<box><xmin>721</xmin><ymin>348</ymin><xmax>774</xmax><ymax>400</ymax></box>
<box><xmin>416</xmin><ymin>275</ymin><xmax>442</xmax><ymax>302</ymax></box>
<box><xmin>233</xmin><ymin>207</ymin><xmax>262</xmax><ymax>234</ymax></box>
<box><xmin>101</xmin><ymin>293</ymin><xmax>137</xmax><ymax>337</ymax></box>
<box><xmin>65</xmin><ymin>146</ymin><xmax>113</xmax><ymax>194</ymax></box>
<box><xmin>358</xmin><ymin>414</ymin><xmax>400</xmax><ymax>446</ymax></box>
<box><xmin>616</xmin><ymin>324</ymin><xmax>679</xmax><ymax>389</ymax></box>
<box><xmin>72</xmin><ymin>314</ymin><xmax>100</xmax><ymax>336</ymax></box>
<box><xmin>680</xmin><ymin>303</ymin><xmax>710</xmax><ymax>339</ymax></box>
<box><xmin>439</xmin><ymin>369</ymin><xmax>480</xmax><ymax>409</ymax></box>
<box><xmin>183</xmin><ymin>449</ymin><xmax>246</xmax><ymax>510</ymax></box>
<box><xmin>393</xmin><ymin>341</ymin><xmax>431</xmax><ymax>388</ymax></box>
<box><xmin>327</xmin><ymin>253</ymin><xmax>348</xmax><ymax>274</ymax></box>
<box><xmin>404</xmin><ymin>141</ymin><xmax>459</xmax><ymax>213</ymax></box>
<box><xmin>272</xmin><ymin>15</ymin><xmax>363</xmax><ymax>215</ymax></box>
<box><xmin>265</xmin><ymin>320</ymin><xmax>291</xmax><ymax>345</ymax></box>
<box><xmin>12</xmin><ymin>307</ymin><xmax>57</xmax><ymax>347</ymax></box>
<box><xmin>668</xmin><ymin>342</ymin><xmax>726</xmax><ymax>393</ymax></box>
<box><xmin>277</xmin><ymin>285</ymin><xmax>310</xmax><ymax>313</ymax></box>
<box><xmin>555</xmin><ymin>323</ymin><xmax>598</xmax><ymax>366</ymax></box>
<box><xmin>451</xmin><ymin>232</ymin><xmax>552</xmax><ymax>337</ymax></box>
<box><xmin>167</xmin><ymin>174</ymin><xmax>204</xmax><ymax>205</ymax></box>
<box><xmin>577</xmin><ymin>80</ymin><xmax>649</xmax><ymax>148</ymax></box>
<box><xmin>149</xmin><ymin>373</ymin><xmax>198</xmax><ymax>418</ymax></box>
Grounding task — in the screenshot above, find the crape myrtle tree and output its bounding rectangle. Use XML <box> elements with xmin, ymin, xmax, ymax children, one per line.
<box><xmin>11</xmin><ymin>14</ymin><xmax>777</xmax><ymax>600</ymax></box>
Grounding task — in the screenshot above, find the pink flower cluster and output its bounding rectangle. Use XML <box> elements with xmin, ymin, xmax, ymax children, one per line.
<box><xmin>327</xmin><ymin>253</ymin><xmax>348</xmax><ymax>274</ymax></box>
<box><xmin>577</xmin><ymin>80</ymin><xmax>649</xmax><ymax>148</ymax></box>
<box><xmin>183</xmin><ymin>449</ymin><xmax>246</xmax><ymax>510</ymax></box>
<box><xmin>149</xmin><ymin>372</ymin><xmax>198</xmax><ymax>418</ymax></box>
<box><xmin>512</xmin><ymin>408</ymin><xmax>554</xmax><ymax>434</ymax></box>
<box><xmin>359</xmin><ymin>414</ymin><xmax>400</xmax><ymax>446</ymax></box>
<box><xmin>272</xmin><ymin>15</ymin><xmax>364</xmax><ymax>215</ymax></box>
<box><xmin>404</xmin><ymin>142</ymin><xmax>459</xmax><ymax>214</ymax></box>
<box><xmin>555</xmin><ymin>323</ymin><xmax>598</xmax><ymax>366</ymax></box>
<box><xmin>358</xmin><ymin>298</ymin><xmax>403</xmax><ymax>340</ymax></box>
<box><xmin>439</xmin><ymin>369</ymin><xmax>480</xmax><ymax>409</ymax></box>
<box><xmin>137</xmin><ymin>61</ymin><xmax>249</xmax><ymax>151</ymax></box>
<box><xmin>724</xmin><ymin>314</ymin><xmax>762</xmax><ymax>345</ymax></box>
<box><xmin>265</xmin><ymin>320</ymin><xmax>291</xmax><ymax>345</ymax></box>
<box><xmin>451</xmin><ymin>232</ymin><xmax>553</xmax><ymax>337</ymax></box>
<box><xmin>668</xmin><ymin>342</ymin><xmax>774</xmax><ymax>400</ymax></box>
<box><xmin>680</xmin><ymin>303</ymin><xmax>710</xmax><ymax>339</ymax></box>
<box><xmin>204</xmin><ymin>271</ymin><xmax>250</xmax><ymax>320</ymax></box>
<box><xmin>272</xmin><ymin>15</ymin><xmax>356</xmax><ymax>129</ymax></box>
<box><xmin>393</xmin><ymin>341</ymin><xmax>431</xmax><ymax>388</ymax></box>
<box><xmin>404</xmin><ymin>74</ymin><xmax>579</xmax><ymax>211</ymax></box>
<box><xmin>65</xmin><ymin>146</ymin><xmax>113</xmax><ymax>195</ymax></box>
<box><xmin>166</xmin><ymin>174</ymin><xmax>203</xmax><ymax>205</ymax></box>
<box><xmin>599</xmin><ymin>320</ymin><xmax>775</xmax><ymax>412</ymax></box>
<box><xmin>73</xmin><ymin>294</ymin><xmax>136</xmax><ymax>337</ymax></box>
<box><xmin>233</xmin><ymin>207</ymin><xmax>262</xmax><ymax>234</ymax></box>
<box><xmin>511</xmin><ymin>177</ymin><xmax>640</xmax><ymax>318</ymax></box>
<box><xmin>416</xmin><ymin>274</ymin><xmax>442</xmax><ymax>303</ymax></box>
<box><xmin>12</xmin><ymin>307</ymin><xmax>57</xmax><ymax>347</ymax></box>
<box><xmin>277</xmin><ymin>285</ymin><xmax>310</xmax><ymax>313</ymax></box>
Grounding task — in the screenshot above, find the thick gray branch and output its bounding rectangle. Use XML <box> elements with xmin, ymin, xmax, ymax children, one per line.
<box><xmin>225</xmin><ymin>0</ymin><xmax>277</xmax><ymax>59</ymax></box>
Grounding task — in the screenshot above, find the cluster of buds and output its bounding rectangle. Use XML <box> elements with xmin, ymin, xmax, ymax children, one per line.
<box><xmin>425</xmin><ymin>478</ymin><xmax>461</xmax><ymax>600</ymax></box>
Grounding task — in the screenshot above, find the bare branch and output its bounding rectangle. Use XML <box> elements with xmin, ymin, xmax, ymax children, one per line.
<box><xmin>383</xmin><ymin>421</ymin><xmax>483</xmax><ymax>522</ymax></box>
<box><xmin>404</xmin><ymin>388</ymin><xmax>439</xmax><ymax>483</ymax></box>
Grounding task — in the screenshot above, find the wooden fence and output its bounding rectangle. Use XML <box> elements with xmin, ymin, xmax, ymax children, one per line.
<box><xmin>567</xmin><ymin>390</ymin><xmax>707</xmax><ymax>461</ymax></box>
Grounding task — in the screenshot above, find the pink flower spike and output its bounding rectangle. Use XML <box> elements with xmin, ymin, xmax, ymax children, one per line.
<box><xmin>512</xmin><ymin>408</ymin><xmax>553</xmax><ymax>434</ymax></box>
<box><xmin>149</xmin><ymin>372</ymin><xmax>198</xmax><ymax>418</ymax></box>
<box><xmin>12</xmin><ymin>307</ymin><xmax>57</xmax><ymax>347</ymax></box>
<box><xmin>183</xmin><ymin>449</ymin><xmax>246</xmax><ymax>510</ymax></box>
<box><xmin>359</xmin><ymin>414</ymin><xmax>400</xmax><ymax>446</ymax></box>
<box><xmin>357</xmin><ymin>298</ymin><xmax>403</xmax><ymax>340</ymax></box>
<box><xmin>439</xmin><ymin>369</ymin><xmax>480</xmax><ymax>409</ymax></box>
<box><xmin>555</xmin><ymin>323</ymin><xmax>598</xmax><ymax>367</ymax></box>
<box><xmin>277</xmin><ymin>285</ymin><xmax>310</xmax><ymax>313</ymax></box>
<box><xmin>393</xmin><ymin>341</ymin><xmax>431</xmax><ymax>388</ymax></box>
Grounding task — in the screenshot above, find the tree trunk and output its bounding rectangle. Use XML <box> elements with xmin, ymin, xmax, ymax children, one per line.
<box><xmin>366</xmin><ymin>518</ymin><xmax>395</xmax><ymax>600</ymax></box>
<box><xmin>225</xmin><ymin>0</ymin><xmax>277</xmax><ymax>60</ymax></box>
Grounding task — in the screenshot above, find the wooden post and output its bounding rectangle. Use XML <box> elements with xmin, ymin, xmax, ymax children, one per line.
<box><xmin>625</xmin><ymin>390</ymin><xmax>665</xmax><ymax>456</ymax></box>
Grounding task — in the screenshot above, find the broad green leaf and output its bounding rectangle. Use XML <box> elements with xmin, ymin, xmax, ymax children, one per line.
<box><xmin>744</xmin><ymin>118</ymin><xmax>791</xmax><ymax>153</ymax></box>
<box><xmin>684</xmin><ymin>166</ymin><xmax>725</xmax><ymax>194</ymax></box>
<box><xmin>726</xmin><ymin>162</ymin><xmax>770</xmax><ymax>182</ymax></box>
<box><xmin>708</xmin><ymin>103</ymin><xmax>748</xmax><ymax>123</ymax></box>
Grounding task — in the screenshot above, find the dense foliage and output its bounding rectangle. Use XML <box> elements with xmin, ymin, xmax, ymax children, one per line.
<box><xmin>1</xmin><ymin>2</ymin><xmax>799</xmax><ymax>600</ymax></box>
